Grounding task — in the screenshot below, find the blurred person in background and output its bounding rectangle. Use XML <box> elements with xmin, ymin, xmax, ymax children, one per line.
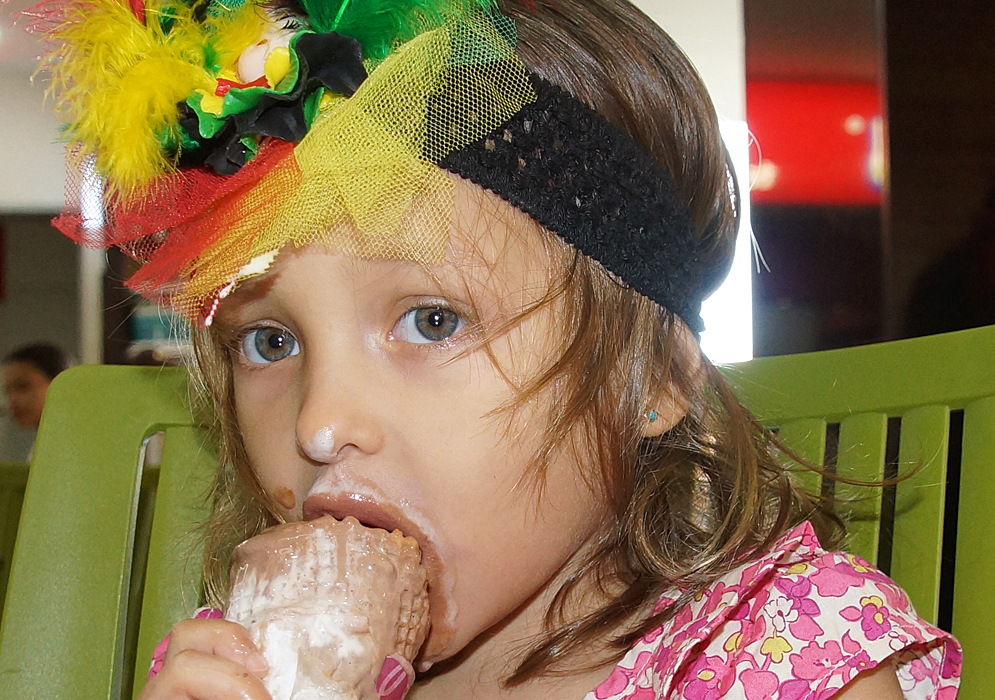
<box><xmin>2</xmin><ymin>343</ymin><xmax>75</xmax><ymax>432</ymax></box>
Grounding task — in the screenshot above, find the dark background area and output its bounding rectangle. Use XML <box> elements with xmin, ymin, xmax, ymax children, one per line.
<box><xmin>745</xmin><ymin>0</ymin><xmax>995</xmax><ymax>355</ymax></box>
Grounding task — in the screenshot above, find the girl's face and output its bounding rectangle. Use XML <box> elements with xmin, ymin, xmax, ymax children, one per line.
<box><xmin>216</xmin><ymin>181</ymin><xmax>610</xmax><ymax>665</ymax></box>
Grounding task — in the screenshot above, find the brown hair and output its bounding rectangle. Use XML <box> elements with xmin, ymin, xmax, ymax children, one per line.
<box><xmin>191</xmin><ymin>0</ymin><xmax>841</xmax><ymax>685</ymax></box>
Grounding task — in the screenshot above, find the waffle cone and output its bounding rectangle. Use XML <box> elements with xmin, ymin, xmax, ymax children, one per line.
<box><xmin>225</xmin><ymin>516</ymin><xmax>430</xmax><ymax>700</ymax></box>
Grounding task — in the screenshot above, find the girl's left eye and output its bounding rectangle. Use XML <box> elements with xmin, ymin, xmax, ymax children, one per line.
<box><xmin>240</xmin><ymin>326</ymin><xmax>300</xmax><ymax>365</ymax></box>
<box><xmin>393</xmin><ymin>307</ymin><xmax>464</xmax><ymax>344</ymax></box>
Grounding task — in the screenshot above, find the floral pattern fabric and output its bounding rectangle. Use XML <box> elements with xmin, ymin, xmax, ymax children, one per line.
<box><xmin>588</xmin><ymin>522</ymin><xmax>961</xmax><ymax>700</ymax></box>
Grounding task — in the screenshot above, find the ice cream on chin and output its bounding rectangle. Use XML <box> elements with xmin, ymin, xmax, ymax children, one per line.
<box><xmin>225</xmin><ymin>516</ymin><xmax>430</xmax><ymax>700</ymax></box>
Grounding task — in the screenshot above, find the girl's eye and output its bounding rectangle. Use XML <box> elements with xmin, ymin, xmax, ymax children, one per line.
<box><xmin>240</xmin><ymin>327</ymin><xmax>300</xmax><ymax>365</ymax></box>
<box><xmin>394</xmin><ymin>307</ymin><xmax>464</xmax><ymax>344</ymax></box>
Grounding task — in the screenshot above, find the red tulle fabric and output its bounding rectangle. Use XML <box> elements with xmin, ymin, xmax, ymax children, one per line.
<box><xmin>54</xmin><ymin>140</ymin><xmax>301</xmax><ymax>318</ymax></box>
<box><xmin>17</xmin><ymin>0</ymin><xmax>68</xmax><ymax>37</ymax></box>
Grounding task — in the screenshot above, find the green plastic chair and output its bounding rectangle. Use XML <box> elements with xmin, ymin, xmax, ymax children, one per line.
<box><xmin>0</xmin><ymin>461</ymin><xmax>29</xmax><ymax>629</ymax></box>
<box><xmin>725</xmin><ymin>324</ymin><xmax>995</xmax><ymax>700</ymax></box>
<box><xmin>0</xmin><ymin>366</ymin><xmax>215</xmax><ymax>700</ymax></box>
<box><xmin>1</xmin><ymin>328</ymin><xmax>992</xmax><ymax>699</ymax></box>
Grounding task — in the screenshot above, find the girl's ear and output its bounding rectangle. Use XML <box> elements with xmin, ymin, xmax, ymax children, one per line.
<box><xmin>642</xmin><ymin>321</ymin><xmax>705</xmax><ymax>438</ymax></box>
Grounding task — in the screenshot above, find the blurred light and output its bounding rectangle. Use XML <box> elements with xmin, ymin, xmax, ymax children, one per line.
<box><xmin>749</xmin><ymin>160</ymin><xmax>780</xmax><ymax>192</ymax></box>
<box><xmin>700</xmin><ymin>119</ymin><xmax>753</xmax><ymax>364</ymax></box>
<box><xmin>80</xmin><ymin>155</ymin><xmax>105</xmax><ymax>239</ymax></box>
<box><xmin>868</xmin><ymin>116</ymin><xmax>886</xmax><ymax>188</ymax></box>
<box><xmin>844</xmin><ymin>114</ymin><xmax>867</xmax><ymax>136</ymax></box>
<box><xmin>78</xmin><ymin>154</ymin><xmax>106</xmax><ymax>364</ymax></box>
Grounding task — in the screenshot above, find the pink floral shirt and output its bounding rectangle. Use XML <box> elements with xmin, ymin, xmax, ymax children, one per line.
<box><xmin>587</xmin><ymin>522</ymin><xmax>961</xmax><ymax>700</ymax></box>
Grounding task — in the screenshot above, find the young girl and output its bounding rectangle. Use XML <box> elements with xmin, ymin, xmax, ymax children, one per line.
<box><xmin>34</xmin><ymin>0</ymin><xmax>960</xmax><ymax>698</ymax></box>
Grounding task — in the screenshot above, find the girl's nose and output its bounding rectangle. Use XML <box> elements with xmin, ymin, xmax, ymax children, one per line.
<box><xmin>295</xmin><ymin>369</ymin><xmax>385</xmax><ymax>464</ymax></box>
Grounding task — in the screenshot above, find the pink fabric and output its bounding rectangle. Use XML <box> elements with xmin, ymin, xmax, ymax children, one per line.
<box><xmin>588</xmin><ymin>522</ymin><xmax>961</xmax><ymax>700</ymax></box>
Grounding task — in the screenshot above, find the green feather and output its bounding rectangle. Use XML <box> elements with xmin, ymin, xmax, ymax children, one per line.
<box><xmin>299</xmin><ymin>0</ymin><xmax>497</xmax><ymax>62</ymax></box>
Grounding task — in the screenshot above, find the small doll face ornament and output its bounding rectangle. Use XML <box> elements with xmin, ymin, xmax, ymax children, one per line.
<box><xmin>217</xmin><ymin>180</ymin><xmax>615</xmax><ymax>666</ymax></box>
<box><xmin>235</xmin><ymin>20</ymin><xmax>296</xmax><ymax>86</ymax></box>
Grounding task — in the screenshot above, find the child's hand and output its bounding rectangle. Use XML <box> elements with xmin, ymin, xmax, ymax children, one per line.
<box><xmin>139</xmin><ymin>612</ymin><xmax>415</xmax><ymax>700</ymax></box>
<box><xmin>138</xmin><ymin>617</ymin><xmax>272</xmax><ymax>700</ymax></box>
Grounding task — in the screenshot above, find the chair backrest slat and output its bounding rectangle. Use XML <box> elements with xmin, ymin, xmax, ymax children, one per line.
<box><xmin>730</xmin><ymin>326</ymin><xmax>995</xmax><ymax>421</ymax></box>
<box><xmin>835</xmin><ymin>412</ymin><xmax>888</xmax><ymax>564</ymax></box>
<box><xmin>776</xmin><ymin>418</ymin><xmax>827</xmax><ymax>498</ymax></box>
<box><xmin>891</xmin><ymin>404</ymin><xmax>950</xmax><ymax>625</ymax></box>
<box><xmin>131</xmin><ymin>425</ymin><xmax>215</xmax><ymax>698</ymax></box>
<box><xmin>0</xmin><ymin>462</ymin><xmax>28</xmax><ymax>630</ymax></box>
<box><xmin>952</xmin><ymin>396</ymin><xmax>995</xmax><ymax>699</ymax></box>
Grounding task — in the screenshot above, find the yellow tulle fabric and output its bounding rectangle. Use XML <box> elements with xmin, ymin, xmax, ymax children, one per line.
<box><xmin>178</xmin><ymin>11</ymin><xmax>535</xmax><ymax>319</ymax></box>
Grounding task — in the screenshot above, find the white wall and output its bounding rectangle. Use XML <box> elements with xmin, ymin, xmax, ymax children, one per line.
<box><xmin>0</xmin><ymin>69</ymin><xmax>66</xmax><ymax>212</ymax></box>
<box><xmin>634</xmin><ymin>0</ymin><xmax>747</xmax><ymax>122</ymax></box>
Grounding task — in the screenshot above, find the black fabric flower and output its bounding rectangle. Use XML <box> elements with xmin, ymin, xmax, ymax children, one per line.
<box><xmin>177</xmin><ymin>31</ymin><xmax>368</xmax><ymax>175</ymax></box>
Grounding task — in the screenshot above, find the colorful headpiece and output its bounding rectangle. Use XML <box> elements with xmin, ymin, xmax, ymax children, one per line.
<box><xmin>28</xmin><ymin>0</ymin><xmax>705</xmax><ymax>329</ymax></box>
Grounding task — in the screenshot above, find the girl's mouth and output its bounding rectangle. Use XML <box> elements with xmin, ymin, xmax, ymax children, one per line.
<box><xmin>302</xmin><ymin>491</ymin><xmax>419</xmax><ymax>545</ymax></box>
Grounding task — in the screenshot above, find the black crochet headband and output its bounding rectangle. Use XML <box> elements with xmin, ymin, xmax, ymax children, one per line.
<box><xmin>441</xmin><ymin>76</ymin><xmax>705</xmax><ymax>332</ymax></box>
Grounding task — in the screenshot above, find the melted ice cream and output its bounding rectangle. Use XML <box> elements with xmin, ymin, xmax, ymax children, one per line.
<box><xmin>225</xmin><ymin>516</ymin><xmax>430</xmax><ymax>700</ymax></box>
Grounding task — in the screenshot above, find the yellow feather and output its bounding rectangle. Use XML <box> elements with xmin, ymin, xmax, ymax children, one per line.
<box><xmin>40</xmin><ymin>0</ymin><xmax>265</xmax><ymax>201</ymax></box>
